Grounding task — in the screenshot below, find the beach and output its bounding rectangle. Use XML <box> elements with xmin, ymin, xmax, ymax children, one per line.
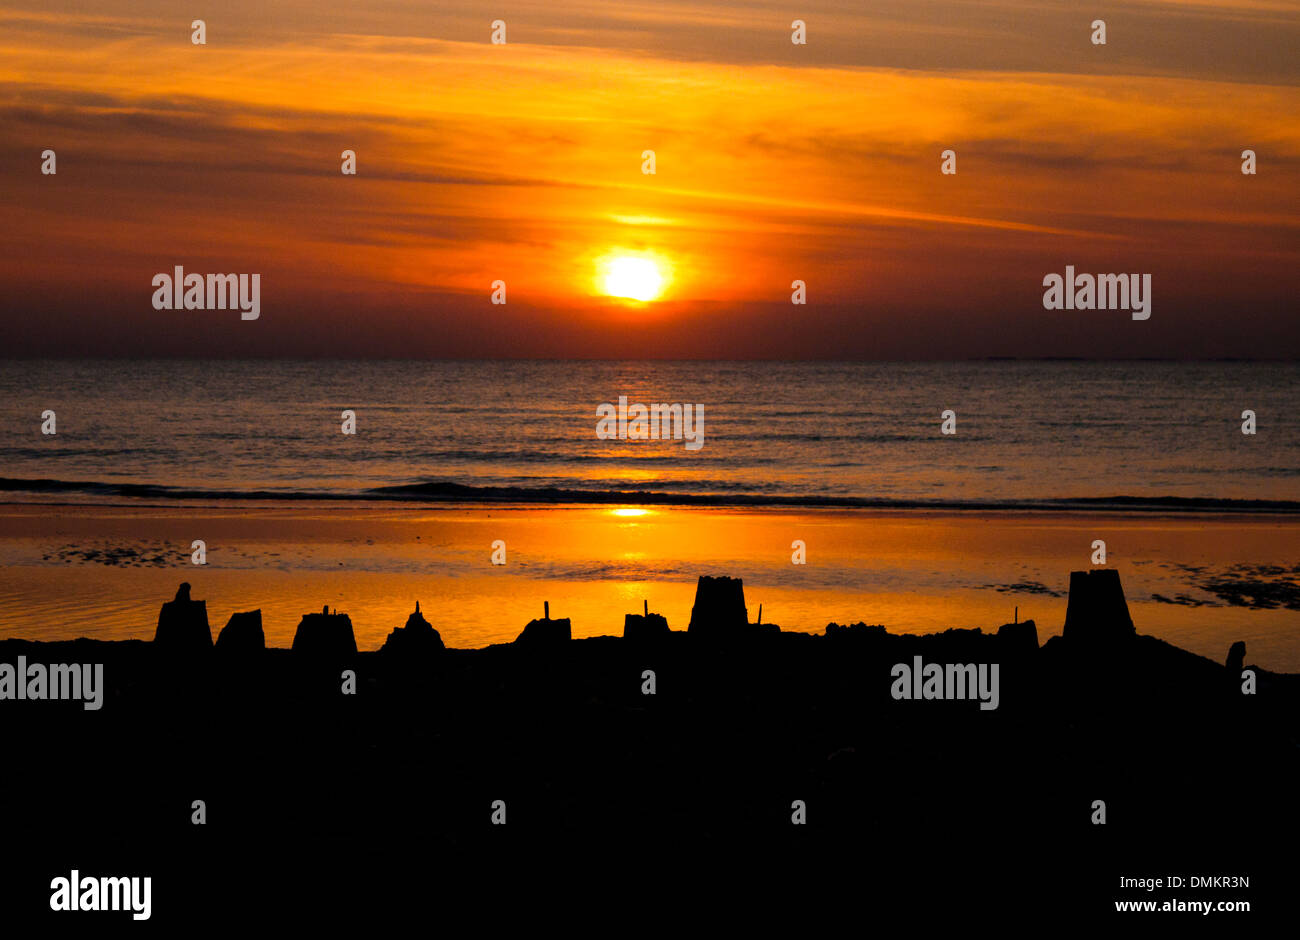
<box><xmin>2</xmin><ymin>502</ymin><xmax>1296</xmax><ymax>670</ymax></box>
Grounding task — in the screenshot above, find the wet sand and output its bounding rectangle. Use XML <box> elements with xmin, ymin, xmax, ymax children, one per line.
<box><xmin>0</xmin><ymin>502</ymin><xmax>1296</xmax><ymax>669</ymax></box>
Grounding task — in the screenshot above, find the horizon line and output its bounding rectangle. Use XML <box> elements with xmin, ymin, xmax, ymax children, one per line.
<box><xmin>1</xmin><ymin>356</ymin><xmax>1296</xmax><ymax>364</ymax></box>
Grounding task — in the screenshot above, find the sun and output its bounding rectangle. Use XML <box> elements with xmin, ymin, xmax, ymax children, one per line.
<box><xmin>599</xmin><ymin>255</ymin><xmax>666</xmax><ymax>302</ymax></box>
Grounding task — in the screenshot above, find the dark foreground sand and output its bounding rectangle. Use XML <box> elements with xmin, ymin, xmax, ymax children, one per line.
<box><xmin>1</xmin><ymin>603</ymin><xmax>1294</xmax><ymax>927</ymax></box>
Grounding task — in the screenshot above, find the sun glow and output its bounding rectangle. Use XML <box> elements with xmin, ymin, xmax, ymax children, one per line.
<box><xmin>599</xmin><ymin>255</ymin><xmax>666</xmax><ymax>302</ymax></box>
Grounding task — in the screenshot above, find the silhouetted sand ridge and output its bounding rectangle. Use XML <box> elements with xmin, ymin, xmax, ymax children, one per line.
<box><xmin>45</xmin><ymin>570</ymin><xmax>1300</xmax><ymax>699</ymax></box>
<box><xmin>48</xmin><ymin>569</ymin><xmax>1289</xmax><ymax>682</ymax></box>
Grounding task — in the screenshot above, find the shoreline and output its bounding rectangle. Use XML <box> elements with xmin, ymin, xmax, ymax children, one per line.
<box><xmin>2</xmin><ymin>477</ymin><xmax>1300</xmax><ymax>515</ymax></box>
<box><xmin>2</xmin><ymin>504</ymin><xmax>1297</xmax><ymax>668</ymax></box>
<box><xmin>8</xmin><ymin>498</ymin><xmax>1300</xmax><ymax>519</ymax></box>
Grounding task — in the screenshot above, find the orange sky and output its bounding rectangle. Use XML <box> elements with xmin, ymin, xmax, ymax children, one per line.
<box><xmin>1</xmin><ymin>0</ymin><xmax>1297</xmax><ymax>357</ymax></box>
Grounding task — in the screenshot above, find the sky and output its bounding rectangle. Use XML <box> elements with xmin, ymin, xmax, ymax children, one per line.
<box><xmin>1</xmin><ymin>0</ymin><xmax>1297</xmax><ymax>358</ymax></box>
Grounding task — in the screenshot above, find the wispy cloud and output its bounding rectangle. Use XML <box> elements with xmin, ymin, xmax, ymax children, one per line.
<box><xmin>1</xmin><ymin>0</ymin><xmax>1296</xmax><ymax>357</ymax></box>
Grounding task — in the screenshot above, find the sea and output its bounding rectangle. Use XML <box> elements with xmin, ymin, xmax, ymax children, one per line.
<box><xmin>0</xmin><ymin>359</ymin><xmax>1296</xmax><ymax>507</ymax></box>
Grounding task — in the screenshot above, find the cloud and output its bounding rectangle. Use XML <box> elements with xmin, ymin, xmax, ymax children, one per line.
<box><xmin>0</xmin><ymin>0</ymin><xmax>1296</xmax><ymax>356</ymax></box>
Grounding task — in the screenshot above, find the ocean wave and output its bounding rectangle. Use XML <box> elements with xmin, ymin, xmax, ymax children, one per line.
<box><xmin>2</xmin><ymin>476</ymin><xmax>1299</xmax><ymax>514</ymax></box>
